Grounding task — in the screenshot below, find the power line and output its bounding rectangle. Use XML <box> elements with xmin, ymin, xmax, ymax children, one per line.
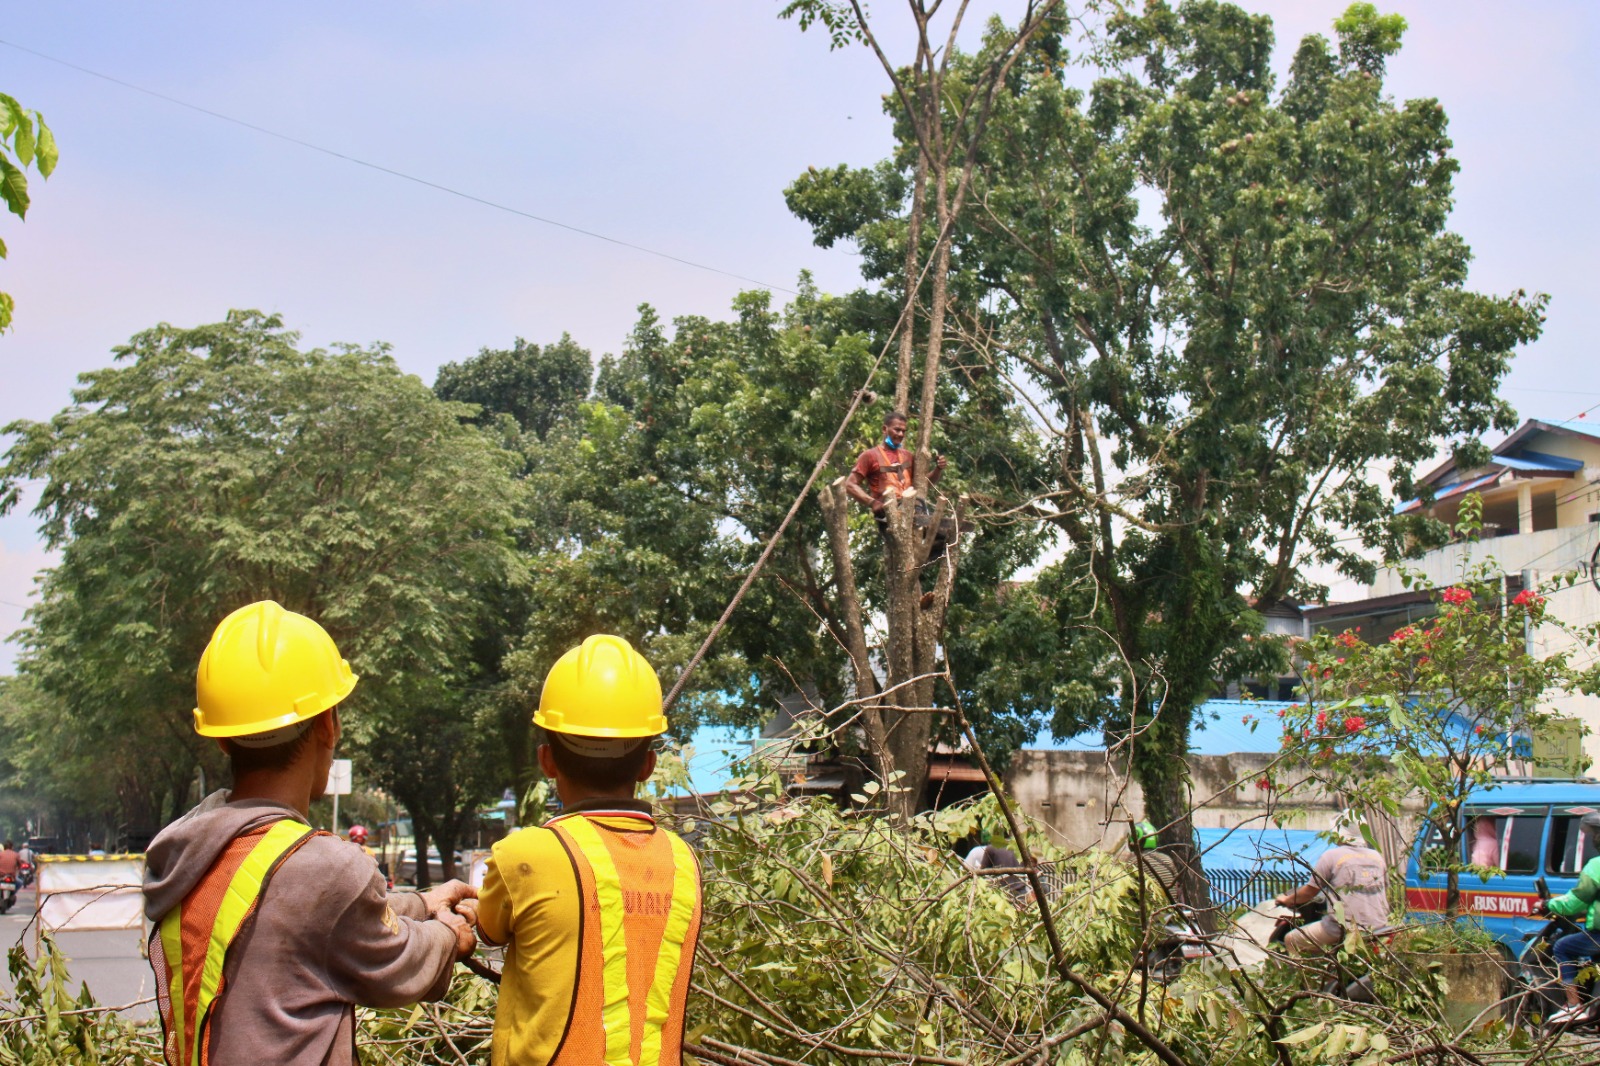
<box><xmin>0</xmin><ymin>37</ymin><xmax>798</xmax><ymax>296</ymax></box>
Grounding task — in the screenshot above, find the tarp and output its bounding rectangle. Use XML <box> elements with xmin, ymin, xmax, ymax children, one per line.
<box><xmin>1194</xmin><ymin>827</ymin><xmax>1331</xmax><ymax>874</ymax></box>
<box><xmin>37</xmin><ymin>855</ymin><xmax>145</xmax><ymax>932</ymax></box>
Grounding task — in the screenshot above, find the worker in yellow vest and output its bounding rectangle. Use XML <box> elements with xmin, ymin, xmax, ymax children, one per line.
<box><xmin>143</xmin><ymin>601</ymin><xmax>479</xmax><ymax>1066</ymax></box>
<box><xmin>469</xmin><ymin>634</ymin><xmax>702</xmax><ymax>1066</ymax></box>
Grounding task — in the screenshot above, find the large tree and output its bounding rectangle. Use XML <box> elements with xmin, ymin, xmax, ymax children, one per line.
<box><xmin>789</xmin><ymin>0</ymin><xmax>1543</xmax><ymax>863</ymax></box>
<box><xmin>0</xmin><ymin>311</ymin><xmax>524</xmax><ymax>853</ymax></box>
<box><xmin>783</xmin><ymin>0</ymin><xmax>1065</xmax><ymax>816</ymax></box>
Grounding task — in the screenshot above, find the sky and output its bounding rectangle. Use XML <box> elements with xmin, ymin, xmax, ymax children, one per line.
<box><xmin>0</xmin><ymin>1</ymin><xmax>1596</xmax><ymax>671</ymax></box>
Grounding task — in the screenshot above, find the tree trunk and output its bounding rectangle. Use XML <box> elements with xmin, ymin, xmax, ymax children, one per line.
<box><xmin>435</xmin><ymin>816</ymin><xmax>459</xmax><ymax>883</ymax></box>
<box><xmin>413</xmin><ymin>821</ymin><xmax>434</xmax><ymax>891</ymax></box>
<box><xmin>816</xmin><ymin>484</ymin><xmax>966</xmax><ymax>821</ymax></box>
<box><xmin>1130</xmin><ymin>703</ymin><xmax>1218</xmax><ymax>932</ymax></box>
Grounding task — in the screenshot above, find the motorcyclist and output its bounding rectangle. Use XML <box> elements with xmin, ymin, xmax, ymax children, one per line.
<box><xmin>1273</xmin><ymin>813</ymin><xmax>1388</xmax><ymax>953</ymax></box>
<box><xmin>1128</xmin><ymin>820</ymin><xmax>1185</xmax><ymax>906</ymax></box>
<box><xmin>0</xmin><ymin>841</ymin><xmax>18</xmax><ymax>881</ymax></box>
<box><xmin>1540</xmin><ymin>810</ymin><xmax>1600</xmax><ymax>1023</ymax></box>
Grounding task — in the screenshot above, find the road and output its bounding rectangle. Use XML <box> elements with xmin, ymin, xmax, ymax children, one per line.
<box><xmin>0</xmin><ymin>881</ymin><xmax>157</xmax><ymax>1022</ymax></box>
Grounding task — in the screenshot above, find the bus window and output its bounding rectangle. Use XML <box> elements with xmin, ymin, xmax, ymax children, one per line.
<box><xmin>1503</xmin><ymin>814</ymin><xmax>1543</xmax><ymax>875</ymax></box>
<box><xmin>1419</xmin><ymin>822</ymin><xmax>1454</xmax><ymax>876</ymax></box>
<box><xmin>1468</xmin><ymin>816</ymin><xmax>1501</xmax><ymax>867</ymax></box>
<box><xmin>1549</xmin><ymin>816</ymin><xmax>1595</xmax><ymax>876</ymax></box>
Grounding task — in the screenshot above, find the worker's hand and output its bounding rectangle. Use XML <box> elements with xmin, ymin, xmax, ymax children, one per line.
<box><xmin>1272</xmin><ymin>893</ymin><xmax>1289</xmax><ymax>907</ymax></box>
<box><xmin>454</xmin><ymin>897</ymin><xmax>481</xmax><ymax>930</ymax></box>
<box><xmin>934</xmin><ymin>453</ymin><xmax>948</xmax><ymax>473</ymax></box>
<box><xmin>870</xmin><ymin>497</ymin><xmax>886</xmax><ymax>514</ymax></box>
<box><xmin>433</xmin><ymin>906</ymin><xmax>476</xmax><ymax>960</ymax></box>
<box><xmin>421</xmin><ymin>879</ymin><xmax>478</xmax><ymax>915</ymax></box>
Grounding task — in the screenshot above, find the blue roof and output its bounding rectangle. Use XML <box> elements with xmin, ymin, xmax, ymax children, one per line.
<box><xmin>1195</xmin><ymin>826</ymin><xmax>1332</xmax><ymax>873</ymax></box>
<box><xmin>1033</xmin><ymin>699</ymin><xmax>1298</xmax><ymax>757</ymax></box>
<box><xmin>1499</xmin><ymin>450</ymin><xmax>1584</xmax><ymax>473</ymax></box>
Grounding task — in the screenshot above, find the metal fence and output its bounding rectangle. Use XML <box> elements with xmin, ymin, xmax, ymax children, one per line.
<box><xmin>1034</xmin><ymin>861</ymin><xmax>1301</xmax><ymax>912</ymax></box>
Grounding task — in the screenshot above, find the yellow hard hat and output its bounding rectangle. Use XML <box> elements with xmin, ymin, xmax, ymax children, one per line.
<box><xmin>194</xmin><ymin>600</ymin><xmax>358</xmax><ymax>738</ymax></box>
<box><xmin>534</xmin><ymin>634</ymin><xmax>665</xmax><ymax>739</ymax></box>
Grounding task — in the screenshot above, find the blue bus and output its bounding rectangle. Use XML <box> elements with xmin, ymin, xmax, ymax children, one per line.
<box><xmin>1405</xmin><ymin>780</ymin><xmax>1600</xmax><ymax>953</ymax></box>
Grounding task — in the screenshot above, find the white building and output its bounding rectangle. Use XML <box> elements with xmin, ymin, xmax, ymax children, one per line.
<box><xmin>1310</xmin><ymin>418</ymin><xmax>1600</xmax><ymax>768</ymax></box>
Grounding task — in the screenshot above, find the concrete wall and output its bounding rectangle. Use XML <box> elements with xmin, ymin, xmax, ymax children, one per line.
<box><xmin>1005</xmin><ymin>749</ymin><xmax>1427</xmax><ymax>861</ymax></box>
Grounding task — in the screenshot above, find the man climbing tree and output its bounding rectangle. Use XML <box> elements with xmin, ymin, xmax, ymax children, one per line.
<box><xmin>846</xmin><ymin>412</ymin><xmax>948</xmax><ymax>539</ymax></box>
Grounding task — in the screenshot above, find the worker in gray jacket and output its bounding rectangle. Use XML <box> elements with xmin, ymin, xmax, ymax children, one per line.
<box><xmin>144</xmin><ymin>601</ymin><xmax>477</xmax><ymax>1066</ymax></box>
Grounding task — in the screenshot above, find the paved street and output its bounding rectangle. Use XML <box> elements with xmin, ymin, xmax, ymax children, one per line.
<box><xmin>0</xmin><ymin>882</ymin><xmax>157</xmax><ymax>1022</ymax></box>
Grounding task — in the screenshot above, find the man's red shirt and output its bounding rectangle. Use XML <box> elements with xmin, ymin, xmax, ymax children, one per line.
<box><xmin>851</xmin><ymin>443</ymin><xmax>916</xmax><ymax>502</ymax></box>
<box><xmin>0</xmin><ymin>849</ymin><xmax>18</xmax><ymax>877</ymax></box>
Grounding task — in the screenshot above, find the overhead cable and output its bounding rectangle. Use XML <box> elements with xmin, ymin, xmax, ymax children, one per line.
<box><xmin>0</xmin><ymin>37</ymin><xmax>797</xmax><ymax>295</ymax></box>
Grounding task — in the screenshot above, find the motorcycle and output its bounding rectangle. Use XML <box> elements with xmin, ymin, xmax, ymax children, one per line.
<box><xmin>1512</xmin><ymin>876</ymin><xmax>1600</xmax><ymax>1031</ymax></box>
<box><xmin>1268</xmin><ymin>896</ymin><xmax>1403</xmax><ymax>1003</ymax></box>
<box><xmin>1140</xmin><ymin>903</ymin><xmax>1219</xmax><ymax>982</ymax></box>
<box><xmin>0</xmin><ymin>875</ymin><xmax>16</xmax><ymax>915</ymax></box>
<box><xmin>16</xmin><ymin>860</ymin><xmax>33</xmax><ymax>889</ymax></box>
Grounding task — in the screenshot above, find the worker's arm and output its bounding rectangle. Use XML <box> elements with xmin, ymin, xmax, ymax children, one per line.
<box><xmin>476</xmin><ymin>852</ymin><xmax>513</xmax><ymax>947</ymax></box>
<box><xmin>321</xmin><ymin>845</ymin><xmax>469</xmax><ymax>1008</ymax></box>
<box><xmin>1274</xmin><ymin>882</ymin><xmax>1321</xmax><ymax>908</ymax></box>
<box><xmin>928</xmin><ymin>452</ymin><xmax>948</xmax><ymax>484</ymax></box>
<box><xmin>1547</xmin><ymin>856</ymin><xmax>1600</xmax><ymax>917</ymax></box>
<box><xmin>844</xmin><ymin>468</ymin><xmax>881</xmax><ymax>511</ymax></box>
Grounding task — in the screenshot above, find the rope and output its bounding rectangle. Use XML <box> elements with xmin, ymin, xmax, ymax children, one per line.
<box><xmin>660</xmin><ymin>212</ymin><xmax>958</xmax><ymax>713</ymax></box>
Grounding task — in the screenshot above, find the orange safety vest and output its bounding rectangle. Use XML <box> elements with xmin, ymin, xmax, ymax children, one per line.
<box><xmin>873</xmin><ymin>444</ymin><xmax>914</xmax><ymax>498</ymax></box>
<box><xmin>151</xmin><ymin>819</ymin><xmax>316</xmax><ymax>1066</ymax></box>
<box><xmin>546</xmin><ymin>812</ymin><xmax>702</xmax><ymax>1066</ymax></box>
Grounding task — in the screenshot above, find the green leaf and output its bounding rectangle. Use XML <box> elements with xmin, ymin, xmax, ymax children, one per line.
<box><xmin>1278</xmin><ymin>1022</ymin><xmax>1326</xmax><ymax>1046</ymax></box>
<box><xmin>34</xmin><ymin>118</ymin><xmax>57</xmax><ymax>178</ymax></box>
<box><xmin>11</xmin><ymin>114</ymin><xmax>33</xmax><ymax>168</ymax></box>
<box><xmin>0</xmin><ymin>156</ymin><xmax>29</xmax><ymax>220</ymax></box>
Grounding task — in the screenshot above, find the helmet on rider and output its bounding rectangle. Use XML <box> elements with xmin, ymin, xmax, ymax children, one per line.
<box><xmin>347</xmin><ymin>824</ymin><xmax>369</xmax><ymax>845</ymax></box>
<box><xmin>1580</xmin><ymin>811</ymin><xmax>1600</xmax><ymax>847</ymax></box>
<box><xmin>1129</xmin><ymin>820</ymin><xmax>1160</xmax><ymax>853</ymax></box>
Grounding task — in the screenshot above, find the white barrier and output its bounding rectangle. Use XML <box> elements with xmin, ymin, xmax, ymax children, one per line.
<box><xmin>37</xmin><ymin>855</ymin><xmax>145</xmax><ymax>932</ymax></box>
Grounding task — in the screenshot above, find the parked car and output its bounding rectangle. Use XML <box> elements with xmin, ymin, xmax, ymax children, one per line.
<box><xmin>394</xmin><ymin>847</ymin><xmax>465</xmax><ymax>885</ymax></box>
<box><xmin>1405</xmin><ymin>779</ymin><xmax>1600</xmax><ymax>954</ymax></box>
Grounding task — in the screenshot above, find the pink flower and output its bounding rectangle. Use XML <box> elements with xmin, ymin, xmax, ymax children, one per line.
<box><xmin>1441</xmin><ymin>586</ymin><xmax>1473</xmax><ymax>607</ymax></box>
<box><xmin>1257</xmin><ymin>777</ymin><xmax>1272</xmax><ymax>790</ymax></box>
<box><xmin>1343</xmin><ymin>715</ymin><xmax>1366</xmax><ymax>733</ymax></box>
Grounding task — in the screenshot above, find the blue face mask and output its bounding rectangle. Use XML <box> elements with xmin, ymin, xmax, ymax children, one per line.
<box><xmin>885</xmin><ymin>435</ymin><xmax>899</xmax><ymax>449</ymax></box>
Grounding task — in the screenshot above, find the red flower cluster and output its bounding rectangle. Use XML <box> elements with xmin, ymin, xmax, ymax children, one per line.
<box><xmin>1315</xmin><ymin>710</ymin><xmax>1329</xmax><ymax>731</ymax></box>
<box><xmin>1343</xmin><ymin>715</ymin><xmax>1366</xmax><ymax>733</ymax></box>
<box><xmin>1336</xmin><ymin>631</ymin><xmax>1360</xmax><ymax>648</ymax></box>
<box><xmin>1441</xmin><ymin>586</ymin><xmax>1473</xmax><ymax>606</ymax></box>
<box><xmin>1512</xmin><ymin>588</ymin><xmax>1545</xmax><ymax>608</ymax></box>
<box><xmin>1390</xmin><ymin>625</ymin><xmax>1416</xmax><ymax>643</ymax></box>
<box><xmin>1256</xmin><ymin>777</ymin><xmax>1272</xmax><ymax>790</ymax></box>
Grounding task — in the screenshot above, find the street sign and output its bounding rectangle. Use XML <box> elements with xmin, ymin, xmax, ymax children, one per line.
<box><xmin>326</xmin><ymin>759</ymin><xmax>352</xmax><ymax>796</ymax></box>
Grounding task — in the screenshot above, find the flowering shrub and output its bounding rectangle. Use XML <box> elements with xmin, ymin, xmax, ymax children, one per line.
<box><xmin>1280</xmin><ymin>497</ymin><xmax>1600</xmax><ymax>915</ymax></box>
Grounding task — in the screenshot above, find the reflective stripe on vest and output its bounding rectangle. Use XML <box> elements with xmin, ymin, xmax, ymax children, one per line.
<box><xmin>157</xmin><ymin>819</ymin><xmax>314</xmax><ymax>1066</ymax></box>
<box><xmin>549</xmin><ymin>814</ymin><xmax>701</xmax><ymax>1066</ymax></box>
